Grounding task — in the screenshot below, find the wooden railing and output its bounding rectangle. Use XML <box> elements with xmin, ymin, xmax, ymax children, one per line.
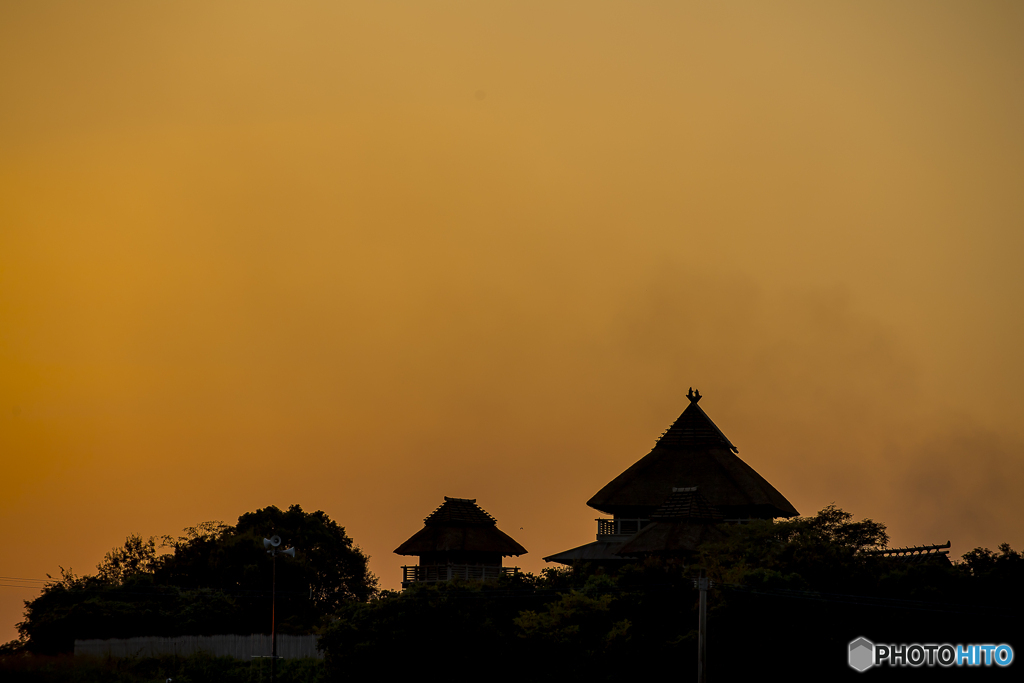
<box><xmin>596</xmin><ymin>518</ymin><xmax>650</xmax><ymax>537</ymax></box>
<box><xmin>401</xmin><ymin>565</ymin><xmax>519</xmax><ymax>586</ymax></box>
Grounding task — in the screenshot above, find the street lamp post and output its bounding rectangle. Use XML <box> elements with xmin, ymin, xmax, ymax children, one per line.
<box><xmin>263</xmin><ymin>536</ymin><xmax>296</xmax><ymax>683</ymax></box>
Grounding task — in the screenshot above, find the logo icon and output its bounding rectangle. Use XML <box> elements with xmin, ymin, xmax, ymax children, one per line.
<box><xmin>849</xmin><ymin>637</ymin><xmax>875</xmax><ymax>672</ymax></box>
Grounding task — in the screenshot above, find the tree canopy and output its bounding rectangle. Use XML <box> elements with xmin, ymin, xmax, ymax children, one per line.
<box><xmin>14</xmin><ymin>505</ymin><xmax>376</xmax><ymax>655</ymax></box>
<box><xmin>9</xmin><ymin>503</ymin><xmax>1023</xmax><ymax>680</ymax></box>
<box><xmin>320</xmin><ymin>505</ymin><xmax>1023</xmax><ymax>682</ymax></box>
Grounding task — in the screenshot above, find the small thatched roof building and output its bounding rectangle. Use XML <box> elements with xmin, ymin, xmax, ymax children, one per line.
<box><xmin>395</xmin><ymin>497</ymin><xmax>527</xmax><ymax>586</ymax></box>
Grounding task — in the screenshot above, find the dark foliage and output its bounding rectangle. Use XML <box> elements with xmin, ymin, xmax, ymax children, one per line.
<box><xmin>319</xmin><ymin>506</ymin><xmax>1024</xmax><ymax>682</ymax></box>
<box><xmin>14</xmin><ymin>505</ymin><xmax>376</xmax><ymax>655</ymax></box>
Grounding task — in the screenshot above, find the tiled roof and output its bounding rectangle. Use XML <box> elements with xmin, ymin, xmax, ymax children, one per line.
<box><xmin>423</xmin><ymin>497</ymin><xmax>496</xmax><ymax>526</ymax></box>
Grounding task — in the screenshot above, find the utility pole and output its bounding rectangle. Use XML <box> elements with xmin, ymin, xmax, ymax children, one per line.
<box><xmin>271</xmin><ymin>550</ymin><xmax>277</xmax><ymax>683</ymax></box>
<box><xmin>263</xmin><ymin>536</ymin><xmax>296</xmax><ymax>683</ymax></box>
<box><xmin>697</xmin><ymin>568</ymin><xmax>709</xmax><ymax>683</ymax></box>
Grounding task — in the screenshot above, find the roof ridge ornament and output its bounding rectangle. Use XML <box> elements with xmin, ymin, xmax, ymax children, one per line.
<box><xmin>687</xmin><ymin>387</ymin><xmax>701</xmax><ymax>403</ymax></box>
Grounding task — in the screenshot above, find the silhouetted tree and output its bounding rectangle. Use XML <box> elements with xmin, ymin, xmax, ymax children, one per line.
<box><xmin>15</xmin><ymin>505</ymin><xmax>375</xmax><ymax>655</ymax></box>
<box><xmin>95</xmin><ymin>534</ymin><xmax>160</xmax><ymax>585</ymax></box>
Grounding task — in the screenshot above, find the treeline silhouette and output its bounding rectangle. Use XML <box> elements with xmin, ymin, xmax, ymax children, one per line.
<box><xmin>4</xmin><ymin>506</ymin><xmax>1023</xmax><ymax>681</ymax></box>
<box><xmin>320</xmin><ymin>506</ymin><xmax>1023</xmax><ymax>682</ymax></box>
<box><xmin>8</xmin><ymin>504</ymin><xmax>374</xmax><ymax>656</ymax></box>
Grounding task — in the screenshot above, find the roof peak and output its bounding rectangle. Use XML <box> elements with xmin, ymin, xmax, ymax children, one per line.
<box><xmin>655</xmin><ymin>397</ymin><xmax>738</xmax><ymax>453</ymax></box>
<box><xmin>586</xmin><ymin>390</ymin><xmax>800</xmax><ymax>519</ymax></box>
<box><xmin>396</xmin><ymin>496</ymin><xmax>527</xmax><ymax>557</ymax></box>
<box><xmin>424</xmin><ymin>497</ymin><xmax>496</xmax><ymax>526</ymax></box>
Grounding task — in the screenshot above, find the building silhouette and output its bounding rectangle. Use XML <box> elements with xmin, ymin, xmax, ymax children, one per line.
<box><xmin>395</xmin><ymin>496</ymin><xmax>527</xmax><ymax>588</ymax></box>
<box><xmin>545</xmin><ymin>388</ymin><xmax>798</xmax><ymax>564</ymax></box>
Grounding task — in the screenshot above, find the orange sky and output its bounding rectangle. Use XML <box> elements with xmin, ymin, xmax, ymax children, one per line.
<box><xmin>2</xmin><ymin>1</ymin><xmax>1023</xmax><ymax>642</ymax></box>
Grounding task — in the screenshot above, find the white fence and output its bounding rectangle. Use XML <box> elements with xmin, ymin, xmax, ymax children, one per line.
<box><xmin>74</xmin><ymin>634</ymin><xmax>322</xmax><ymax>660</ymax></box>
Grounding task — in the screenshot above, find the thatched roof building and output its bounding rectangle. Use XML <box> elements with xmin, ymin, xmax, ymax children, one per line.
<box><xmin>588</xmin><ymin>389</ymin><xmax>798</xmax><ymax>520</ymax></box>
<box><xmin>395</xmin><ymin>497</ymin><xmax>527</xmax><ymax>587</ymax></box>
<box><xmin>545</xmin><ymin>389</ymin><xmax>797</xmax><ymax>566</ymax></box>
<box><xmin>395</xmin><ymin>496</ymin><xmax>527</xmax><ymax>559</ymax></box>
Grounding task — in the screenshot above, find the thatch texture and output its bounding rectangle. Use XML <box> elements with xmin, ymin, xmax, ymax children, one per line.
<box><xmin>587</xmin><ymin>400</ymin><xmax>798</xmax><ymax>519</ymax></box>
<box><xmin>422</xmin><ymin>497</ymin><xmax>496</xmax><ymax>525</ymax></box>
<box><xmin>394</xmin><ymin>497</ymin><xmax>527</xmax><ymax>557</ymax></box>
<box><xmin>614</xmin><ymin>487</ymin><xmax>727</xmax><ymax>557</ymax></box>
<box><xmin>652</xmin><ymin>487</ymin><xmax>725</xmax><ymax>521</ymax></box>
<box><xmin>394</xmin><ymin>525</ymin><xmax>527</xmax><ymax>556</ymax></box>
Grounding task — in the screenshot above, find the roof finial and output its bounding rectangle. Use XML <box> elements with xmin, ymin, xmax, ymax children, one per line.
<box><xmin>687</xmin><ymin>387</ymin><xmax>701</xmax><ymax>403</ymax></box>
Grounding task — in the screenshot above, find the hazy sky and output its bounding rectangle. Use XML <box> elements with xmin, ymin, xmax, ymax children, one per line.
<box><xmin>2</xmin><ymin>1</ymin><xmax>1023</xmax><ymax>641</ymax></box>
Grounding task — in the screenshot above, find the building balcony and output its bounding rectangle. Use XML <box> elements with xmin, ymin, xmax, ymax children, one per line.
<box><xmin>596</xmin><ymin>518</ymin><xmax>650</xmax><ymax>539</ymax></box>
<box><xmin>401</xmin><ymin>564</ymin><xmax>519</xmax><ymax>588</ymax></box>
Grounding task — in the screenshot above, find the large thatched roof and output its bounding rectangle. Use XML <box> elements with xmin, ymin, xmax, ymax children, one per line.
<box><xmin>394</xmin><ymin>497</ymin><xmax>528</xmax><ymax>557</ymax></box>
<box><xmin>587</xmin><ymin>393</ymin><xmax>799</xmax><ymax>519</ymax></box>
